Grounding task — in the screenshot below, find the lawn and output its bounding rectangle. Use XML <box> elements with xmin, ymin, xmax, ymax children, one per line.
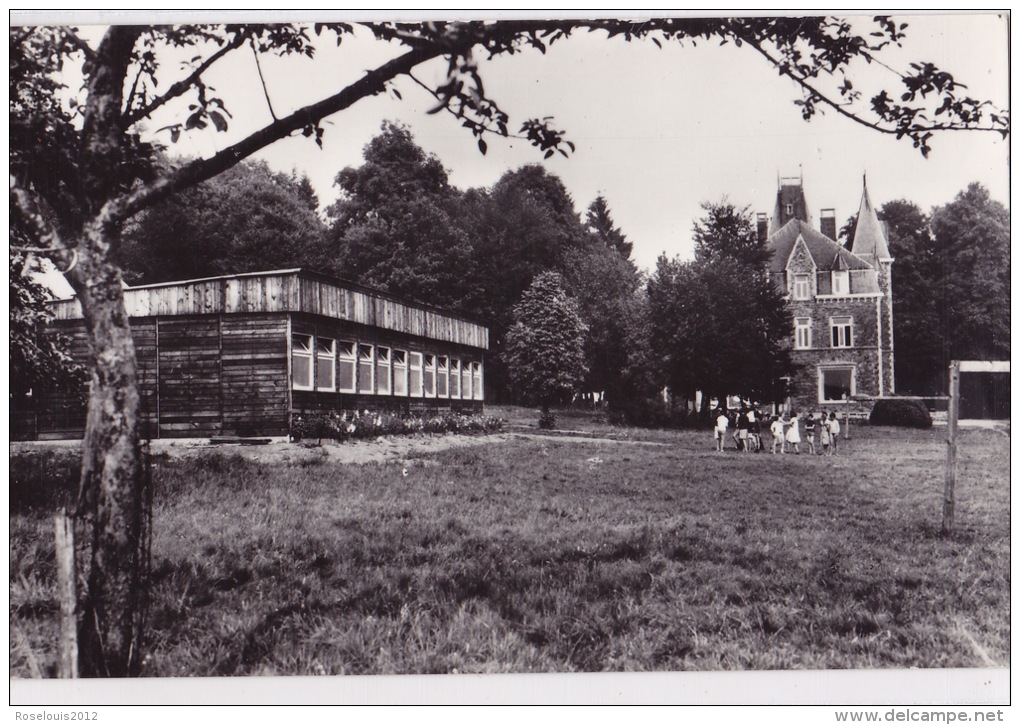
<box><xmin>9</xmin><ymin>418</ymin><xmax>1010</xmax><ymax>676</ymax></box>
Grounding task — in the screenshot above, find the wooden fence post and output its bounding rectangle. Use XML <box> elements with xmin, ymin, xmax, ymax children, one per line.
<box><xmin>54</xmin><ymin>510</ymin><xmax>78</xmax><ymax>678</ymax></box>
<box><xmin>941</xmin><ymin>361</ymin><xmax>960</xmax><ymax>535</ymax></box>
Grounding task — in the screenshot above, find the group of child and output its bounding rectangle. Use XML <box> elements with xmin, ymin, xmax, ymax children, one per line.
<box><xmin>713</xmin><ymin>407</ymin><xmax>842</xmax><ymax>456</ymax></box>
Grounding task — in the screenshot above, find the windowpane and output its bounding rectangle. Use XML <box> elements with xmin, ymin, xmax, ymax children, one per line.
<box><xmin>795</xmin><ymin>318</ymin><xmax>812</xmax><ymax>350</ymax></box>
<box><xmin>338</xmin><ymin>341</ymin><xmax>356</xmax><ymax>392</ymax></box>
<box><xmin>409</xmin><ymin>352</ymin><xmax>423</xmax><ymax>397</ymax></box>
<box><xmin>450</xmin><ymin>359</ymin><xmax>461</xmax><ymax>398</ymax></box>
<box><xmin>461</xmin><ymin>361</ymin><xmax>472</xmax><ymax>400</ymax></box>
<box><xmin>831</xmin><ymin>270</ymin><xmax>849</xmax><ymax>296</ymax></box>
<box><xmin>437</xmin><ymin>356</ymin><xmax>449</xmax><ymax>398</ymax></box>
<box><xmin>830</xmin><ymin>317</ymin><xmax>853</xmax><ymax>348</ymax></box>
<box><xmin>292</xmin><ymin>334</ymin><xmax>312</xmax><ymax>390</ymax></box>
<box><xmin>821</xmin><ymin>368</ymin><xmax>853</xmax><ymax>401</ymax></box>
<box><xmin>793</xmin><ymin>275</ymin><xmax>811</xmax><ymax>300</ymax></box>
<box><xmin>376</xmin><ymin>347</ymin><xmax>391</xmax><ymax>395</ymax></box>
<box><xmin>359</xmin><ymin>344</ymin><xmax>374</xmax><ymax>394</ymax></box>
<box><xmin>393</xmin><ymin>350</ymin><xmax>408</xmax><ymax>396</ymax></box>
<box><xmin>424</xmin><ymin>354</ymin><xmax>436</xmax><ymax>397</ymax></box>
<box><xmin>316</xmin><ymin>338</ymin><xmax>336</xmax><ymax>390</ymax></box>
<box><xmin>472</xmin><ymin>362</ymin><xmax>483</xmax><ymax>400</ymax></box>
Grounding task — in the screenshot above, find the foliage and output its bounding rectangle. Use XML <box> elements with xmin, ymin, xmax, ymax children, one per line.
<box><xmin>869</xmin><ymin>398</ymin><xmax>933</xmax><ymax>428</ymax></box>
<box><xmin>561</xmin><ymin>239</ymin><xmax>643</xmax><ymax>404</ymax></box>
<box><xmin>692</xmin><ymin>199</ymin><xmax>772</xmax><ymax>268</ymax></box>
<box><xmin>290</xmin><ymin>410</ymin><xmax>505</xmax><ymax>442</ymax></box>
<box><xmin>504</xmin><ymin>272</ymin><xmax>589</xmax><ymax>417</ymax></box>
<box><xmin>585</xmin><ymin>196</ymin><xmax>633</xmax><ymax>259</ymax></box>
<box><xmin>846</xmin><ymin>186</ymin><xmax>1010</xmax><ymax>395</ymax></box>
<box><xmin>118</xmin><ymin>159</ymin><xmax>328</xmax><ymax>284</ymax></box>
<box><xmin>876</xmin><ymin>200</ymin><xmax>941</xmax><ymax>395</ymax></box>
<box><xmin>9</xmin><ymin>252</ymin><xmax>87</xmax><ymax>396</ymax></box>
<box><xmin>324</xmin><ymin>122</ymin><xmax>474</xmax><ymax>309</ymax></box>
<box><xmin>928</xmin><ymin>184</ymin><xmax>1010</xmax><ymax>367</ymax></box>
<box><xmin>647</xmin><ymin>202</ymin><xmax>793</xmax><ymax>407</ymax></box>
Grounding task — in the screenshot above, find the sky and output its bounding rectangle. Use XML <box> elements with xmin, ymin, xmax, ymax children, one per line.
<box><xmin>23</xmin><ymin>11</ymin><xmax>1011</xmax><ymax>282</ymax></box>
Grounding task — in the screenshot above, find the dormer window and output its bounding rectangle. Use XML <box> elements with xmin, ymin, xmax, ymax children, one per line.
<box><xmin>831</xmin><ymin>270</ymin><xmax>849</xmax><ymax>296</ymax></box>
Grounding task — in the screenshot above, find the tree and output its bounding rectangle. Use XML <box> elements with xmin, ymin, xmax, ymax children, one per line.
<box><xmin>841</xmin><ymin>189</ymin><xmax>1009</xmax><ymax>394</ymax></box>
<box><xmin>504</xmin><ymin>272</ymin><xmax>588</xmax><ymax>427</ymax></box>
<box><xmin>461</xmin><ymin>164</ymin><xmax>593</xmax><ymax>400</ymax></box>
<box><xmin>118</xmin><ymin>159</ymin><xmax>328</xmax><ymax>284</ymax></box>
<box><xmin>9</xmin><ymin>251</ymin><xmax>86</xmax><ymax>396</ymax></box>
<box><xmin>871</xmin><ymin>200</ymin><xmax>940</xmax><ymax>394</ymax></box>
<box><xmin>585</xmin><ymin>195</ymin><xmax>633</xmax><ymax>259</ymax></box>
<box><xmin>325</xmin><ymin>122</ymin><xmax>473</xmax><ymax>309</ymax></box>
<box><xmin>561</xmin><ymin>230</ymin><xmax>642</xmax><ymax>404</ymax></box>
<box><xmin>9</xmin><ymin>17</ymin><xmax>1007</xmax><ymax>677</ymax></box>
<box><xmin>648</xmin><ymin>202</ymin><xmax>793</xmax><ymax>408</ymax></box>
<box><xmin>693</xmin><ymin>199</ymin><xmax>771</xmax><ymax>268</ymax></box>
<box><xmin>929</xmin><ymin>183</ymin><xmax>1010</xmax><ymax>368</ymax></box>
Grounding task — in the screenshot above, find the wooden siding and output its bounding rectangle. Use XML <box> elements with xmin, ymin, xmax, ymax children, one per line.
<box><xmin>220</xmin><ymin>315</ymin><xmax>290</xmax><ymax>436</ymax></box>
<box><xmin>157</xmin><ymin>318</ymin><xmax>222</xmax><ymax>437</ymax></box>
<box><xmin>49</xmin><ymin>270</ymin><xmax>488</xmax><ymax>350</ymax></box>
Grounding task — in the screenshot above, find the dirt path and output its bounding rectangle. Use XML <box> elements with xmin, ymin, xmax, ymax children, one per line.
<box><xmin>11</xmin><ymin>429</ymin><xmax>670</xmax><ymax>468</ymax></box>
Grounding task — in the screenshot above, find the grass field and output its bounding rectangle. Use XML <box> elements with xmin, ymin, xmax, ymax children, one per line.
<box><xmin>9</xmin><ymin>413</ymin><xmax>1010</xmax><ymax>676</ymax></box>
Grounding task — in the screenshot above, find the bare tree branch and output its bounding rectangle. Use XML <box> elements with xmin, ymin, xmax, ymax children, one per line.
<box><xmin>250</xmin><ymin>38</ymin><xmax>278</xmax><ymax>122</ymax></box>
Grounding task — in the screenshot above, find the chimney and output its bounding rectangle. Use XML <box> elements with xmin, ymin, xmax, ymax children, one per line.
<box><xmin>820</xmin><ymin>208</ymin><xmax>836</xmax><ymax>241</ymax></box>
<box><xmin>756</xmin><ymin>212</ymin><xmax>768</xmax><ymax>243</ymax></box>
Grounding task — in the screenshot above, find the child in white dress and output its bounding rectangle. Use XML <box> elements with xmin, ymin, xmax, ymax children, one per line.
<box><xmin>786</xmin><ymin>413</ymin><xmax>801</xmax><ymax>454</ymax></box>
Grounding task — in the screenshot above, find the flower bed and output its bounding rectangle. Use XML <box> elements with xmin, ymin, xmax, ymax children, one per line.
<box><xmin>290</xmin><ymin>410</ymin><xmax>505</xmax><ymax>443</ymax></box>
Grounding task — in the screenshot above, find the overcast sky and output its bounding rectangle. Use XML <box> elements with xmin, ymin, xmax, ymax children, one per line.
<box><xmin>27</xmin><ymin>11</ymin><xmax>1011</xmax><ymax>276</ymax></box>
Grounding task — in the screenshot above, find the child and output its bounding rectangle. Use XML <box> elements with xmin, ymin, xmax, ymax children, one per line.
<box><xmin>786</xmin><ymin>412</ymin><xmax>801</xmax><ymax>454</ymax></box>
<box><xmin>804</xmin><ymin>413</ymin><xmax>817</xmax><ymax>455</ymax></box>
<box><xmin>820</xmin><ymin>414</ymin><xmax>830</xmax><ymax>455</ymax></box>
<box><xmin>770</xmin><ymin>415</ymin><xmax>786</xmax><ymax>454</ymax></box>
<box><xmin>736</xmin><ymin>407</ymin><xmax>750</xmax><ymax>452</ymax></box>
<box><xmin>828</xmin><ymin>412</ymin><xmax>841</xmax><ymax>456</ymax></box>
<box><xmin>714</xmin><ymin>409</ymin><xmax>729</xmax><ymax>452</ymax></box>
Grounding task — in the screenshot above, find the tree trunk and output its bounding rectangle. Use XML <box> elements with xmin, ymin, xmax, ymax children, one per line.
<box><xmin>69</xmin><ymin>228</ymin><xmax>147</xmax><ymax>678</ymax></box>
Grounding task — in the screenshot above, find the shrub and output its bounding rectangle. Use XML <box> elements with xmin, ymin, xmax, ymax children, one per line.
<box><xmin>290</xmin><ymin>410</ymin><xmax>504</xmax><ymax>443</ymax></box>
<box><xmin>869</xmin><ymin>398</ymin><xmax>933</xmax><ymax>429</ymax></box>
<box><xmin>538</xmin><ymin>409</ymin><xmax>557</xmax><ymax>430</ymax></box>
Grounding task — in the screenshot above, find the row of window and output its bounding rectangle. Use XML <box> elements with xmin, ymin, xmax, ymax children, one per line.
<box><xmin>794</xmin><ymin>316</ymin><xmax>853</xmax><ymax>350</ymax></box>
<box><xmin>792</xmin><ymin>270</ymin><xmax>850</xmax><ymax>300</ymax></box>
<box><xmin>291</xmin><ymin>334</ymin><xmax>483</xmax><ymax>400</ymax></box>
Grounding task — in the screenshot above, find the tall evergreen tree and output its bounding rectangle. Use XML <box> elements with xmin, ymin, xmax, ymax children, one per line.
<box><xmin>586</xmin><ymin>195</ymin><xmax>633</xmax><ymax>259</ymax></box>
<box><xmin>504</xmin><ymin>271</ymin><xmax>588</xmax><ymax>427</ymax></box>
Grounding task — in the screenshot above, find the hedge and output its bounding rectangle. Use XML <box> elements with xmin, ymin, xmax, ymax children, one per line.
<box><xmin>869</xmin><ymin>398</ymin><xmax>933</xmax><ymax>429</ymax></box>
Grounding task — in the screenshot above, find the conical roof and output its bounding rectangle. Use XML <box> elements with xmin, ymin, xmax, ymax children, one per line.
<box><xmin>847</xmin><ymin>179</ymin><xmax>892</xmax><ymax>265</ymax></box>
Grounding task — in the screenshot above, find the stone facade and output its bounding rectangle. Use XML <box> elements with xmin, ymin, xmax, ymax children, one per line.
<box><xmin>765</xmin><ymin>179</ymin><xmax>894</xmax><ymax>415</ymax></box>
